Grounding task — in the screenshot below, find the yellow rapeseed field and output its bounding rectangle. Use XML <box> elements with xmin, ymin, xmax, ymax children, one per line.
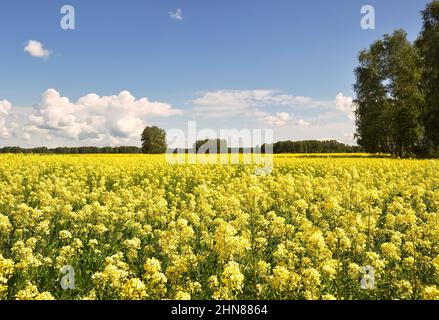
<box><xmin>0</xmin><ymin>154</ymin><xmax>438</xmax><ymax>300</ymax></box>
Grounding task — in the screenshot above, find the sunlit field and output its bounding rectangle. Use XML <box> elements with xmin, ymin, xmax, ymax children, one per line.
<box><xmin>0</xmin><ymin>154</ymin><xmax>438</xmax><ymax>300</ymax></box>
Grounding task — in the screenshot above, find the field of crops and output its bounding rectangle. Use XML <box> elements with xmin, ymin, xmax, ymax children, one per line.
<box><xmin>0</xmin><ymin>154</ymin><xmax>438</xmax><ymax>300</ymax></box>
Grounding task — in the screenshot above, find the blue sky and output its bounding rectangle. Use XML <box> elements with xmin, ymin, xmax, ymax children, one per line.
<box><xmin>0</xmin><ymin>0</ymin><xmax>431</xmax><ymax>147</ymax></box>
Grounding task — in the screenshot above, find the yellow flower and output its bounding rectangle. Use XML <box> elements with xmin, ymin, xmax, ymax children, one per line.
<box><xmin>0</xmin><ymin>214</ymin><xmax>12</xmax><ymax>235</ymax></box>
<box><xmin>221</xmin><ymin>261</ymin><xmax>244</xmax><ymax>293</ymax></box>
<box><xmin>381</xmin><ymin>242</ymin><xmax>401</xmax><ymax>261</ymax></box>
<box><xmin>123</xmin><ymin>237</ymin><xmax>141</xmax><ymax>260</ymax></box>
<box><xmin>0</xmin><ymin>154</ymin><xmax>438</xmax><ymax>300</ymax></box>
<box><xmin>422</xmin><ymin>286</ymin><xmax>439</xmax><ymax>300</ymax></box>
<box><xmin>396</xmin><ymin>280</ymin><xmax>413</xmax><ymax>299</ymax></box>
<box><xmin>348</xmin><ymin>263</ymin><xmax>361</xmax><ymax>279</ymax></box>
<box><xmin>15</xmin><ymin>282</ymin><xmax>39</xmax><ymax>300</ymax></box>
<box><xmin>256</xmin><ymin>260</ymin><xmax>271</xmax><ymax>278</ymax></box>
<box><xmin>320</xmin><ymin>260</ymin><xmax>338</xmax><ymax>280</ymax></box>
<box><xmin>35</xmin><ymin>292</ymin><xmax>55</xmax><ymax>300</ymax></box>
<box><xmin>15</xmin><ymin>282</ymin><xmax>54</xmax><ymax>300</ymax></box>
<box><xmin>92</xmin><ymin>252</ymin><xmax>130</xmax><ymax>293</ymax></box>
<box><xmin>59</xmin><ymin>230</ymin><xmax>72</xmax><ymax>240</ymax></box>
<box><xmin>302</xmin><ymin>268</ymin><xmax>321</xmax><ymax>290</ymax></box>
<box><xmin>213</xmin><ymin>220</ymin><xmax>250</xmax><ymax>262</ymax></box>
<box><xmin>121</xmin><ymin>278</ymin><xmax>147</xmax><ymax>300</ymax></box>
<box><xmin>208</xmin><ymin>275</ymin><xmax>219</xmax><ymax>290</ymax></box>
<box><xmin>143</xmin><ymin>258</ymin><xmax>167</xmax><ymax>298</ymax></box>
<box><xmin>175</xmin><ymin>291</ymin><xmax>191</xmax><ymax>300</ymax></box>
<box><xmin>432</xmin><ymin>255</ymin><xmax>439</xmax><ymax>272</ymax></box>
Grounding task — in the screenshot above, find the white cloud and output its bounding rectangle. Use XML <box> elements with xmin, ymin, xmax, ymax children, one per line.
<box><xmin>342</xmin><ymin>132</ymin><xmax>356</xmax><ymax>144</ymax></box>
<box><xmin>24</xmin><ymin>40</ymin><xmax>51</xmax><ymax>59</ymax></box>
<box><xmin>25</xmin><ymin>89</ymin><xmax>183</xmax><ymax>141</ymax></box>
<box><xmin>189</xmin><ymin>89</ymin><xmax>356</xmax><ymax>144</ymax></box>
<box><xmin>192</xmin><ymin>89</ymin><xmax>329</xmax><ymax>119</ymax></box>
<box><xmin>193</xmin><ymin>90</ymin><xmax>274</xmax><ymax>118</ymax></box>
<box><xmin>0</xmin><ymin>100</ymin><xmax>11</xmax><ymax>138</ymax></box>
<box><xmin>169</xmin><ymin>8</ymin><xmax>183</xmax><ymax>20</ymax></box>
<box><xmin>0</xmin><ymin>100</ymin><xmax>11</xmax><ymax>116</ymax></box>
<box><xmin>189</xmin><ymin>89</ymin><xmax>357</xmax><ymax>143</ymax></box>
<box><xmin>335</xmin><ymin>93</ymin><xmax>356</xmax><ymax>120</ymax></box>
<box><xmin>296</xmin><ymin>119</ymin><xmax>311</xmax><ymax>127</ymax></box>
<box><xmin>192</xmin><ymin>90</ymin><xmax>354</xmax><ymax>120</ymax></box>
<box><xmin>23</xmin><ymin>132</ymin><xmax>31</xmax><ymax>141</ymax></box>
<box><xmin>0</xmin><ymin>89</ymin><xmax>357</xmax><ymax>146</ymax></box>
<box><xmin>261</xmin><ymin>112</ymin><xmax>292</xmax><ymax>127</ymax></box>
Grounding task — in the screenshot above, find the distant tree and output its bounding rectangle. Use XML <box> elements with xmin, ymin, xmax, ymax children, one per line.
<box><xmin>141</xmin><ymin>126</ymin><xmax>167</xmax><ymax>154</ymax></box>
<box><xmin>261</xmin><ymin>140</ymin><xmax>361</xmax><ymax>154</ymax></box>
<box><xmin>0</xmin><ymin>146</ymin><xmax>143</xmax><ymax>154</ymax></box>
<box><xmin>0</xmin><ymin>141</ymin><xmax>362</xmax><ymax>155</ymax></box>
<box><xmin>416</xmin><ymin>1</ymin><xmax>439</xmax><ymax>156</ymax></box>
<box><xmin>32</xmin><ymin>147</ymin><xmax>50</xmax><ymax>154</ymax></box>
<box><xmin>193</xmin><ymin>139</ymin><xmax>228</xmax><ymax>154</ymax></box>
<box><xmin>0</xmin><ymin>146</ymin><xmax>24</xmax><ymax>153</ymax></box>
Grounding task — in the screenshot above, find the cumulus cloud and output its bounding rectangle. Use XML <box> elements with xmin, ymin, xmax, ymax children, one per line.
<box><xmin>0</xmin><ymin>100</ymin><xmax>11</xmax><ymax>116</ymax></box>
<box><xmin>26</xmin><ymin>89</ymin><xmax>182</xmax><ymax>141</ymax></box>
<box><xmin>193</xmin><ymin>90</ymin><xmax>272</xmax><ymax>118</ymax></box>
<box><xmin>0</xmin><ymin>88</ymin><xmax>357</xmax><ymax>146</ymax></box>
<box><xmin>192</xmin><ymin>89</ymin><xmax>327</xmax><ymax>119</ymax></box>
<box><xmin>335</xmin><ymin>93</ymin><xmax>356</xmax><ymax>120</ymax></box>
<box><xmin>261</xmin><ymin>112</ymin><xmax>292</xmax><ymax>127</ymax></box>
<box><xmin>169</xmin><ymin>8</ymin><xmax>183</xmax><ymax>20</ymax></box>
<box><xmin>0</xmin><ymin>100</ymin><xmax>11</xmax><ymax>138</ymax></box>
<box><xmin>296</xmin><ymin>119</ymin><xmax>311</xmax><ymax>127</ymax></box>
<box><xmin>24</xmin><ymin>40</ymin><xmax>51</xmax><ymax>59</ymax></box>
<box><xmin>190</xmin><ymin>89</ymin><xmax>356</xmax><ymax>135</ymax></box>
<box><xmin>23</xmin><ymin>132</ymin><xmax>31</xmax><ymax>141</ymax></box>
<box><xmin>192</xmin><ymin>90</ymin><xmax>354</xmax><ymax>120</ymax></box>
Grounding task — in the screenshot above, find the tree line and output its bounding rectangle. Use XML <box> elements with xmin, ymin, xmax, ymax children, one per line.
<box><xmin>141</xmin><ymin>127</ymin><xmax>362</xmax><ymax>154</ymax></box>
<box><xmin>0</xmin><ymin>139</ymin><xmax>361</xmax><ymax>154</ymax></box>
<box><xmin>263</xmin><ymin>140</ymin><xmax>362</xmax><ymax>154</ymax></box>
<box><xmin>0</xmin><ymin>126</ymin><xmax>362</xmax><ymax>154</ymax></box>
<box><xmin>0</xmin><ymin>146</ymin><xmax>142</xmax><ymax>154</ymax></box>
<box><xmin>354</xmin><ymin>1</ymin><xmax>439</xmax><ymax>157</ymax></box>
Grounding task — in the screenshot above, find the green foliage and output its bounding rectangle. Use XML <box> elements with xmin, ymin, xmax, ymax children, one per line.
<box><xmin>141</xmin><ymin>126</ymin><xmax>167</xmax><ymax>154</ymax></box>
<box><xmin>416</xmin><ymin>0</ymin><xmax>439</xmax><ymax>155</ymax></box>
<box><xmin>193</xmin><ymin>139</ymin><xmax>228</xmax><ymax>154</ymax></box>
<box><xmin>354</xmin><ymin>40</ymin><xmax>390</xmax><ymax>153</ymax></box>
<box><xmin>383</xmin><ymin>30</ymin><xmax>423</xmax><ymax>156</ymax></box>
<box><xmin>0</xmin><ymin>146</ymin><xmax>142</xmax><ymax>154</ymax></box>
<box><xmin>264</xmin><ymin>140</ymin><xmax>362</xmax><ymax>154</ymax></box>
<box><xmin>354</xmin><ymin>1</ymin><xmax>439</xmax><ymax>157</ymax></box>
<box><xmin>1</xmin><ymin>140</ymin><xmax>361</xmax><ymax>155</ymax></box>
